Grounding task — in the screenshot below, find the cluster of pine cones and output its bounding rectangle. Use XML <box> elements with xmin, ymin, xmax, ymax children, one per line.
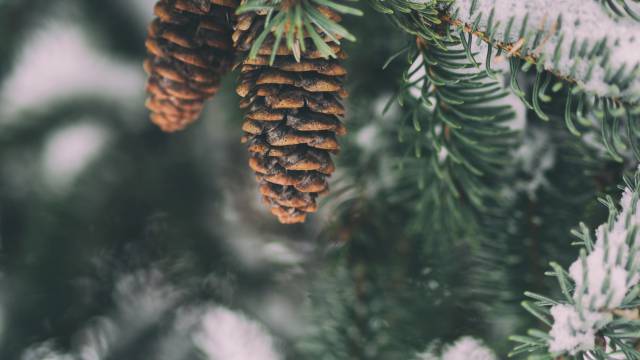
<box><xmin>144</xmin><ymin>0</ymin><xmax>347</xmax><ymax>224</ymax></box>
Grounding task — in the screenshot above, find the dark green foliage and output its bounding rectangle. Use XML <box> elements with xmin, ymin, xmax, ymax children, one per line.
<box><xmin>445</xmin><ymin>3</ymin><xmax>640</xmax><ymax>163</ymax></box>
<box><xmin>2</xmin><ymin>0</ymin><xmax>640</xmax><ymax>359</ymax></box>
<box><xmin>295</xmin><ymin>195</ymin><xmax>501</xmax><ymax>359</ymax></box>
<box><xmin>512</xmin><ymin>169</ymin><xmax>640</xmax><ymax>359</ymax></box>
<box><xmin>599</xmin><ymin>0</ymin><xmax>640</xmax><ymax>21</ymax></box>
<box><xmin>374</xmin><ymin>0</ymin><xmax>640</xmax><ymax>164</ymax></box>
<box><xmin>237</xmin><ymin>0</ymin><xmax>363</xmax><ymax>62</ymax></box>
<box><xmin>382</xmin><ymin>39</ymin><xmax>517</xmax><ymax>237</ymax></box>
<box><xmin>366</xmin><ymin>0</ymin><xmax>640</xmax><ymax>358</ymax></box>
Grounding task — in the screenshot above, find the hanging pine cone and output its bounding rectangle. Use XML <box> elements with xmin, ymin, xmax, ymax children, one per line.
<box><xmin>144</xmin><ymin>0</ymin><xmax>238</xmax><ymax>132</ymax></box>
<box><xmin>233</xmin><ymin>7</ymin><xmax>347</xmax><ymax>224</ymax></box>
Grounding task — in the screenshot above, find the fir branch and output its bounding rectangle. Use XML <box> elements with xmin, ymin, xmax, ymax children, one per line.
<box><xmin>415</xmin><ymin>336</ymin><xmax>498</xmax><ymax>359</ymax></box>
<box><xmin>444</xmin><ymin>0</ymin><xmax>640</xmax><ymax>161</ymax></box>
<box><xmin>597</xmin><ymin>0</ymin><xmax>640</xmax><ymax>22</ymax></box>
<box><xmin>374</xmin><ymin>0</ymin><xmax>640</xmax><ymax>161</ymax></box>
<box><xmin>514</xmin><ymin>168</ymin><xmax>640</xmax><ymax>359</ymax></box>
<box><xmin>298</xmin><ymin>195</ymin><xmax>505</xmax><ymax>358</ymax></box>
<box><xmin>236</xmin><ymin>0</ymin><xmax>362</xmax><ymax>63</ymax></box>
<box><xmin>367</xmin><ymin>0</ymin><xmax>452</xmax><ymax>47</ymax></box>
<box><xmin>449</xmin><ymin>0</ymin><xmax>640</xmax><ymax>103</ymax></box>
<box><xmin>383</xmin><ymin>35</ymin><xmax>517</xmax><ymax>235</ymax></box>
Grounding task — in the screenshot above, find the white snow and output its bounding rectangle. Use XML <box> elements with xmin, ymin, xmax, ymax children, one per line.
<box><xmin>548</xmin><ymin>304</ymin><xmax>607</xmax><ymax>354</ymax></box>
<box><xmin>355</xmin><ymin>123</ymin><xmax>382</xmax><ymax>153</ymax></box>
<box><xmin>111</xmin><ymin>269</ymin><xmax>183</xmax><ymax>327</ymax></box>
<box><xmin>452</xmin><ymin>0</ymin><xmax>640</xmax><ymax>101</ymax></box>
<box><xmin>441</xmin><ymin>337</ymin><xmax>497</xmax><ymax>360</ymax></box>
<box><xmin>0</xmin><ymin>22</ymin><xmax>144</xmax><ymax>122</ymax></box>
<box><xmin>437</xmin><ymin>146</ymin><xmax>449</xmax><ymax>163</ymax></box>
<box><xmin>75</xmin><ymin>269</ymin><xmax>184</xmax><ymax>360</ymax></box>
<box><xmin>548</xmin><ymin>184</ymin><xmax>640</xmax><ymax>354</ymax></box>
<box><xmin>41</xmin><ymin>121</ymin><xmax>111</xmax><ymax>192</ymax></box>
<box><xmin>154</xmin><ymin>304</ymin><xmax>285</xmax><ymax>360</ymax></box>
<box><xmin>408</xmin><ymin>55</ymin><xmax>427</xmax><ymax>99</ymax></box>
<box><xmin>21</xmin><ymin>268</ymin><xmax>184</xmax><ymax>360</ymax></box>
<box><xmin>502</xmin><ymin>89</ymin><xmax>526</xmax><ymax>132</ymax></box>
<box><xmin>194</xmin><ymin>306</ymin><xmax>282</xmax><ymax>360</ymax></box>
<box><xmin>17</xmin><ymin>270</ymin><xmax>283</xmax><ymax>360</ymax></box>
<box><xmin>513</xmin><ymin>127</ymin><xmax>555</xmax><ymax>198</ymax></box>
<box><xmin>416</xmin><ymin>337</ymin><xmax>497</xmax><ymax>360</ymax></box>
<box><xmin>21</xmin><ymin>342</ymin><xmax>74</xmax><ymax>360</ymax></box>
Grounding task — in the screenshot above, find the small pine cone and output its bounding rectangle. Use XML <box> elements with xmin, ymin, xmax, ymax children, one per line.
<box><xmin>233</xmin><ymin>8</ymin><xmax>348</xmax><ymax>224</ymax></box>
<box><xmin>144</xmin><ymin>0</ymin><xmax>238</xmax><ymax>132</ymax></box>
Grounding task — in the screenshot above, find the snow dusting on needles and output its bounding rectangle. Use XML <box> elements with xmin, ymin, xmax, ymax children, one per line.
<box><xmin>452</xmin><ymin>0</ymin><xmax>640</xmax><ymax>101</ymax></box>
<box><xmin>416</xmin><ymin>337</ymin><xmax>497</xmax><ymax>360</ymax></box>
<box><xmin>441</xmin><ymin>337</ymin><xmax>497</xmax><ymax>360</ymax></box>
<box><xmin>513</xmin><ymin>127</ymin><xmax>555</xmax><ymax>198</ymax></box>
<box><xmin>41</xmin><ymin>121</ymin><xmax>111</xmax><ymax>192</ymax></box>
<box><xmin>194</xmin><ymin>306</ymin><xmax>282</xmax><ymax>360</ymax></box>
<box><xmin>20</xmin><ymin>268</ymin><xmax>185</xmax><ymax>360</ymax></box>
<box><xmin>0</xmin><ymin>22</ymin><xmax>144</xmax><ymax>121</ymax></box>
<box><xmin>548</xmin><ymin>184</ymin><xmax>640</xmax><ymax>354</ymax></box>
<box><xmin>408</xmin><ymin>54</ymin><xmax>427</xmax><ymax>99</ymax></box>
<box><xmin>21</xmin><ymin>342</ymin><xmax>73</xmax><ymax>360</ymax></box>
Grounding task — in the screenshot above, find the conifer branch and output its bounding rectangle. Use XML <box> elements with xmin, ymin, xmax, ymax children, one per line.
<box><xmin>597</xmin><ymin>0</ymin><xmax>640</xmax><ymax>22</ymax></box>
<box><xmin>236</xmin><ymin>0</ymin><xmax>362</xmax><ymax>63</ymax></box>
<box><xmin>373</xmin><ymin>0</ymin><xmax>640</xmax><ymax>162</ymax></box>
<box><xmin>448</xmin><ymin>0</ymin><xmax>640</xmax><ymax>104</ymax></box>
<box><xmin>383</xmin><ymin>34</ymin><xmax>517</xmax><ymax>235</ymax></box>
<box><xmin>369</xmin><ymin>0</ymin><xmax>518</xmax><ymax>234</ymax></box>
<box><xmin>514</xmin><ymin>168</ymin><xmax>640</xmax><ymax>359</ymax></box>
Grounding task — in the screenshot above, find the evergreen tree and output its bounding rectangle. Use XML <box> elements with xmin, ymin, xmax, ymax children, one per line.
<box><xmin>1</xmin><ymin>0</ymin><xmax>640</xmax><ymax>359</ymax></box>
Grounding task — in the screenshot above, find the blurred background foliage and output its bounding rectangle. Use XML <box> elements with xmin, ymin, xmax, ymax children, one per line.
<box><xmin>0</xmin><ymin>0</ymin><xmax>627</xmax><ymax>359</ymax></box>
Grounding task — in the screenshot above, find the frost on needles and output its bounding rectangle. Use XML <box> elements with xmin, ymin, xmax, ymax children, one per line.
<box><xmin>416</xmin><ymin>337</ymin><xmax>497</xmax><ymax>360</ymax></box>
<box><xmin>451</xmin><ymin>0</ymin><xmax>640</xmax><ymax>102</ymax></box>
<box><xmin>546</xmin><ymin>175</ymin><xmax>640</xmax><ymax>355</ymax></box>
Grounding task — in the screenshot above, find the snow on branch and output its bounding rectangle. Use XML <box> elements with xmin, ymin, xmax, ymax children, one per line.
<box><xmin>415</xmin><ymin>337</ymin><xmax>497</xmax><ymax>360</ymax></box>
<box><xmin>449</xmin><ymin>0</ymin><xmax>640</xmax><ymax>103</ymax></box>
<box><xmin>521</xmin><ymin>169</ymin><xmax>640</xmax><ymax>356</ymax></box>
<box><xmin>19</xmin><ymin>268</ymin><xmax>283</xmax><ymax>360</ymax></box>
<box><xmin>194</xmin><ymin>306</ymin><xmax>282</xmax><ymax>360</ymax></box>
<box><xmin>597</xmin><ymin>0</ymin><xmax>640</xmax><ymax>22</ymax></box>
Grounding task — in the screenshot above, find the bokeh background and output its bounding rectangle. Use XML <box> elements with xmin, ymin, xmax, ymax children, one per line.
<box><xmin>0</xmin><ymin>1</ymin><xmax>411</xmax><ymax>358</ymax></box>
<box><xmin>0</xmin><ymin>1</ymin><xmax>623</xmax><ymax>359</ymax></box>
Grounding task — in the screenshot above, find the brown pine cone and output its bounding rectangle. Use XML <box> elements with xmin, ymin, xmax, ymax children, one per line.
<box><xmin>233</xmin><ymin>7</ymin><xmax>347</xmax><ymax>224</ymax></box>
<box><xmin>144</xmin><ymin>0</ymin><xmax>238</xmax><ymax>132</ymax></box>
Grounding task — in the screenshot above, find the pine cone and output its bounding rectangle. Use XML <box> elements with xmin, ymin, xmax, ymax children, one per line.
<box><xmin>144</xmin><ymin>0</ymin><xmax>237</xmax><ymax>132</ymax></box>
<box><xmin>233</xmin><ymin>7</ymin><xmax>347</xmax><ymax>224</ymax></box>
